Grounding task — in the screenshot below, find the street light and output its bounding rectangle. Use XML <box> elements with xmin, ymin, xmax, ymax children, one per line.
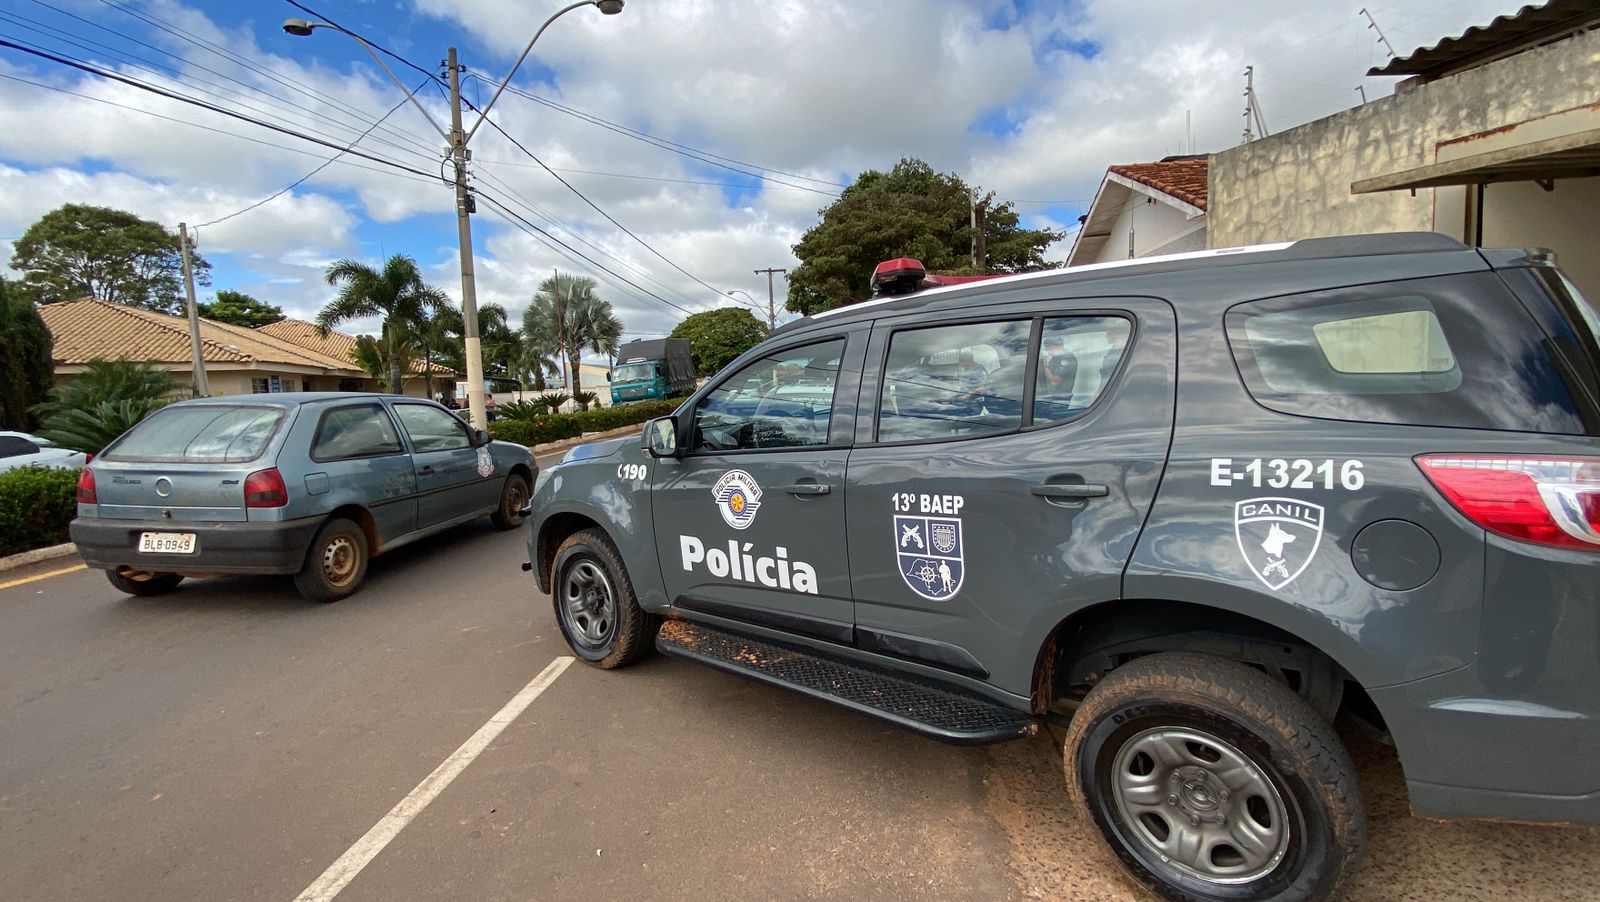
<box><xmin>283</xmin><ymin>1</ymin><xmax>625</xmax><ymax>429</ymax></box>
<box><xmin>725</xmin><ymin>289</ymin><xmax>766</xmax><ymax>327</ymax></box>
<box><xmin>727</xmin><ymin>288</ymin><xmax>774</xmax><ymax>330</ymax></box>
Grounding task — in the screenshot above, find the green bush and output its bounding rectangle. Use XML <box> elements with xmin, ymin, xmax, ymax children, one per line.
<box><xmin>0</xmin><ymin>466</ymin><xmax>79</xmax><ymax>557</ymax></box>
<box><xmin>489</xmin><ymin>399</ymin><xmax>678</xmax><ymax>447</ymax></box>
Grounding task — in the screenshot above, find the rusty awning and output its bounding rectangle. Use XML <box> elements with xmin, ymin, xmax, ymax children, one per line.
<box><xmin>1352</xmin><ymin>126</ymin><xmax>1600</xmax><ymax>194</ymax></box>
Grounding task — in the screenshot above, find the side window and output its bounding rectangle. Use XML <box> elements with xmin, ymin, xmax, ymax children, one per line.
<box><xmin>311</xmin><ymin>404</ymin><xmax>403</xmax><ymax>461</ymax></box>
<box><xmin>878</xmin><ymin>320</ymin><xmax>1031</xmax><ymax>442</ymax></box>
<box><xmin>691</xmin><ymin>338</ymin><xmax>845</xmax><ymax>452</ymax></box>
<box><xmin>0</xmin><ymin>435</ymin><xmax>41</xmax><ymax>458</ymax></box>
<box><xmin>394</xmin><ymin>404</ymin><xmax>473</xmax><ymax>452</ymax></box>
<box><xmin>1227</xmin><ymin>273</ymin><xmax>1594</xmax><ymax>434</ymax></box>
<box><xmin>1034</xmin><ymin>317</ymin><xmax>1132</xmax><ymax>425</ymax></box>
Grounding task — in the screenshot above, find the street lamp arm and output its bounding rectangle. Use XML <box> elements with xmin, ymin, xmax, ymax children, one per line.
<box><xmin>463</xmin><ymin>0</ymin><xmax>602</xmax><ymax>146</ymax></box>
<box><xmin>284</xmin><ymin>20</ymin><xmax>450</xmax><ymax>140</ymax></box>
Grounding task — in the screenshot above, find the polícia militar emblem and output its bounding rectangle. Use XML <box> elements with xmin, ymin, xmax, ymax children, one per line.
<box><xmin>712</xmin><ymin>469</ymin><xmax>763</xmax><ymax>530</ymax></box>
<box><xmin>895</xmin><ymin>514</ymin><xmax>964</xmax><ymax>601</ymax></box>
<box><xmin>1234</xmin><ymin>497</ymin><xmax>1324</xmax><ymax>591</ymax></box>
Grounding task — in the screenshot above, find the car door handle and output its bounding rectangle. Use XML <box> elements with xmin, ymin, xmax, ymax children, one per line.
<box><xmin>781</xmin><ymin>483</ymin><xmax>831</xmax><ymax>496</ymax></box>
<box><xmin>1031</xmin><ymin>483</ymin><xmax>1108</xmax><ymax>499</ymax></box>
<box><xmin>419</xmin><ymin>465</ymin><xmax>435</xmax><ymax>476</ymax></box>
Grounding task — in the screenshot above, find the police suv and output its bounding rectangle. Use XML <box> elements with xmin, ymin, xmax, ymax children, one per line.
<box><xmin>527</xmin><ymin>233</ymin><xmax>1600</xmax><ymax>901</ymax></box>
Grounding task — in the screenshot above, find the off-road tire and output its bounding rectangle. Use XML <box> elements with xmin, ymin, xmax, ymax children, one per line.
<box><xmin>293</xmin><ymin>517</ymin><xmax>368</xmax><ymax>603</ymax></box>
<box><xmin>1063</xmin><ymin>652</ymin><xmax>1365</xmax><ymax>902</ymax></box>
<box><xmin>490</xmin><ymin>472</ymin><xmax>531</xmax><ymax>531</ymax></box>
<box><xmin>552</xmin><ymin>528</ymin><xmax>658</xmax><ymax>669</ymax></box>
<box><xmin>107</xmin><ymin>569</ymin><xmax>183</xmax><ymax>596</ymax></box>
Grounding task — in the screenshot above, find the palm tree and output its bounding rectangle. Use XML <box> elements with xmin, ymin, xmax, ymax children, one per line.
<box><xmin>317</xmin><ymin>255</ymin><xmax>447</xmax><ymax>394</ymax></box>
<box><xmin>523</xmin><ymin>273</ymin><xmax>622</xmax><ymax>410</ymax></box>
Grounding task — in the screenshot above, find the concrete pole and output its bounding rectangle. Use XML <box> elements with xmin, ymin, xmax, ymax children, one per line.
<box><xmin>448</xmin><ymin>47</ymin><xmax>488</xmax><ymax>429</ymax></box>
<box><xmin>178</xmin><ymin>223</ymin><xmax>209</xmax><ymax>396</ymax></box>
<box><xmin>753</xmin><ymin>268</ymin><xmax>785</xmax><ymax>329</ymax></box>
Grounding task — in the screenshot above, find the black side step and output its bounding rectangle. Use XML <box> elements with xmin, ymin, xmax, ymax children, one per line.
<box><xmin>656</xmin><ymin>619</ymin><xmax>1038</xmax><ymax>745</ymax></box>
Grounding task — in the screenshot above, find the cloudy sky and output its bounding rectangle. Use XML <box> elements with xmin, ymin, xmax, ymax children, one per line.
<box><xmin>0</xmin><ymin>0</ymin><xmax>1529</xmax><ymax>345</ymax></box>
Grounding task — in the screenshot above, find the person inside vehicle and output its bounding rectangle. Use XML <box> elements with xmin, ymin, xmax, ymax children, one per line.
<box><xmin>1037</xmin><ymin>334</ymin><xmax>1080</xmax><ymax>421</ymax></box>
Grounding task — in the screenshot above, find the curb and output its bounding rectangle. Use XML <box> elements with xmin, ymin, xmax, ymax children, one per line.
<box><xmin>531</xmin><ymin>424</ymin><xmax>645</xmax><ymax>457</ymax></box>
<box><xmin>0</xmin><ymin>542</ymin><xmax>79</xmax><ymax>574</ymax></box>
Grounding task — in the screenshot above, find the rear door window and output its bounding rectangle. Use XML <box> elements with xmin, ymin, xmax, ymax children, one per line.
<box><xmin>1226</xmin><ymin>273</ymin><xmax>1595</xmax><ymax>435</ymax></box>
<box><xmin>311</xmin><ymin>404</ymin><xmax>404</xmax><ymax>461</ymax></box>
<box><xmin>102</xmin><ymin>405</ymin><xmax>284</xmax><ymax>462</ymax></box>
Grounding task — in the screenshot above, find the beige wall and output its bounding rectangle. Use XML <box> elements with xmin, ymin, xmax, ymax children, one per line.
<box><xmin>50</xmin><ymin>366</ymin><xmax>425</xmax><ymax>398</ymax></box>
<box><xmin>1208</xmin><ymin>27</ymin><xmax>1600</xmax><ymax>301</ymax></box>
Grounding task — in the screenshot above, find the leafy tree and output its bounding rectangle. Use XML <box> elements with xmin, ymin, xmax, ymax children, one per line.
<box><xmin>522</xmin><ymin>273</ymin><xmax>622</xmax><ymax>410</ymax></box>
<box><xmin>9</xmin><ymin>204</ymin><xmax>211</xmax><ymax>313</ymax></box>
<box><xmin>317</xmin><ymin>255</ymin><xmax>446</xmax><ymax>394</ymax></box>
<box><xmin>0</xmin><ymin>278</ymin><xmax>55</xmax><ymax>430</ymax></box>
<box><xmin>199</xmin><ymin>289</ymin><xmax>284</xmax><ymax>327</ymax></box>
<box><xmin>669</xmin><ymin>307</ymin><xmax>769</xmax><ymax>377</ymax></box>
<box><xmin>39</xmin><ymin>399</ymin><xmax>169</xmax><ymax>455</ymax></box>
<box><xmin>349</xmin><ymin>334</ymin><xmax>417</xmax><ymax>392</ymax></box>
<box><xmin>787</xmin><ymin>158</ymin><xmax>1063</xmax><ymax>315</ymax></box>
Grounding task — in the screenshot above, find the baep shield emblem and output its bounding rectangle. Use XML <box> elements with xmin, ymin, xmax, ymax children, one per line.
<box><xmin>1234</xmin><ymin>497</ymin><xmax>1324</xmax><ymax>591</ymax></box>
<box><xmin>895</xmin><ymin>514</ymin><xmax>964</xmax><ymax>601</ymax></box>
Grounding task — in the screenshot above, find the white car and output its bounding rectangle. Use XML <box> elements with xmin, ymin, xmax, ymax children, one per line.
<box><xmin>0</xmin><ymin>431</ymin><xmax>88</xmax><ymax>474</ymax></box>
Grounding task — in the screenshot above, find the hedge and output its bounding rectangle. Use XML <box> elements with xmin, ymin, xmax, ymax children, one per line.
<box><xmin>489</xmin><ymin>399</ymin><xmax>680</xmax><ymax>447</ymax></box>
<box><xmin>0</xmin><ymin>465</ymin><xmax>79</xmax><ymax>557</ymax></box>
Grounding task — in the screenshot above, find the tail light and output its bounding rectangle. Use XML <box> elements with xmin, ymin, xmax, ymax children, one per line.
<box><xmin>243</xmin><ymin>467</ymin><xmax>288</xmax><ymax>508</ymax></box>
<box><xmin>76</xmin><ymin>468</ymin><xmax>96</xmax><ymax>504</ymax></box>
<box><xmin>1418</xmin><ymin>455</ymin><xmax>1600</xmax><ymax>551</ymax></box>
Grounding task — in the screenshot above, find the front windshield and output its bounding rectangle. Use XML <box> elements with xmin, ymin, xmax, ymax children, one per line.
<box><xmin>612</xmin><ymin>363</ymin><xmax>657</xmax><ymax>383</ymax></box>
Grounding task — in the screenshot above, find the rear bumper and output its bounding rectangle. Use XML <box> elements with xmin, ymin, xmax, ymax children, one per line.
<box><xmin>70</xmin><ymin>515</ymin><xmax>323</xmax><ymax>575</ymax></box>
<box><xmin>1372</xmin><ymin>664</ymin><xmax>1600</xmax><ymax>826</ymax></box>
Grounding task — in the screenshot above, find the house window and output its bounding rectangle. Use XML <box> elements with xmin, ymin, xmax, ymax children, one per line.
<box><xmin>251</xmin><ymin>378</ymin><xmax>269</xmax><ymax>394</ymax></box>
<box><xmin>251</xmin><ymin>376</ymin><xmax>298</xmax><ymax>394</ymax></box>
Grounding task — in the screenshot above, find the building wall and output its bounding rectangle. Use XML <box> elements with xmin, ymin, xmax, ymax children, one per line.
<box><xmin>1082</xmin><ymin>192</ymin><xmax>1207</xmax><ymax>264</ymax></box>
<box><xmin>1208</xmin><ymin>27</ymin><xmax>1600</xmax><ymax>267</ymax></box>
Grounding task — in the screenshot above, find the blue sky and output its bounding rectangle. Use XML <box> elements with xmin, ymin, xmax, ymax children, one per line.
<box><xmin>0</xmin><ymin>0</ymin><xmax>1530</xmax><ymax>346</ymax></box>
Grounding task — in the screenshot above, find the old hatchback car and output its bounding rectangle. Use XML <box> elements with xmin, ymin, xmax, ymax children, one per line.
<box><xmin>528</xmin><ymin>233</ymin><xmax>1600</xmax><ymax>901</ymax></box>
<box><xmin>73</xmin><ymin>393</ymin><xmax>535</xmax><ymax>602</ymax></box>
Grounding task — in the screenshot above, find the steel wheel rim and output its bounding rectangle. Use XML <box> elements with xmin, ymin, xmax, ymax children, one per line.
<box><xmin>321</xmin><ymin>535</ymin><xmax>359</xmax><ymax>587</ymax></box>
<box><xmin>505</xmin><ymin>479</ymin><xmax>527</xmax><ymax>522</ymax></box>
<box><xmin>562</xmin><ymin>559</ymin><xmax>616</xmax><ymax>647</ymax></box>
<box><xmin>1110</xmin><ymin>726</ymin><xmax>1291</xmax><ymax>885</ymax></box>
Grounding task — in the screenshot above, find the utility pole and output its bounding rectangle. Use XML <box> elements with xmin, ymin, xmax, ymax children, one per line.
<box><xmin>753</xmin><ymin>267</ymin><xmax>785</xmax><ymax>329</ymax></box>
<box><xmin>969</xmin><ymin>189</ymin><xmax>988</xmax><ymax>273</ymax></box>
<box><xmin>177</xmin><ymin>223</ymin><xmax>209</xmax><ymax>396</ymax></box>
<box><xmin>552</xmin><ymin>268</ymin><xmax>568</xmax><ymax>400</ymax></box>
<box><xmin>444</xmin><ymin>48</ymin><xmax>490</xmax><ymax>428</ymax></box>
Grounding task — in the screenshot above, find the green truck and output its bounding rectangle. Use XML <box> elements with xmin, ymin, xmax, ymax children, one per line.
<box><xmin>609</xmin><ymin>338</ymin><xmax>696</xmax><ymax>404</ymax></box>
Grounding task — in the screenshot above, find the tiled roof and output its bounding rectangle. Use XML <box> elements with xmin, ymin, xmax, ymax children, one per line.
<box><xmin>257</xmin><ymin>318</ymin><xmax>455</xmax><ymax>374</ymax></box>
<box><xmin>39</xmin><ymin>300</ymin><xmax>360</xmax><ymax>371</ymax></box>
<box><xmin>1107</xmin><ymin>158</ymin><xmax>1208</xmax><ymax>209</ymax></box>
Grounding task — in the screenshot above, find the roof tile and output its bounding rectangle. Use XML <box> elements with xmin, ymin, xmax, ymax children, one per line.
<box><xmin>1107</xmin><ymin>158</ymin><xmax>1209</xmax><ymax>209</ymax></box>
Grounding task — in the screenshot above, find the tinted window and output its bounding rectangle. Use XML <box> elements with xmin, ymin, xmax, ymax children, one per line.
<box><xmin>692</xmin><ymin>339</ymin><xmax>844</xmax><ymax>452</ymax></box>
<box><xmin>0</xmin><ymin>435</ymin><xmax>41</xmax><ymax>458</ymax></box>
<box><xmin>1227</xmin><ymin>273</ymin><xmax>1593</xmax><ymax>434</ymax></box>
<box><xmin>103</xmin><ymin>405</ymin><xmax>283</xmax><ymax>462</ymax></box>
<box><xmin>879</xmin><ymin>320</ymin><xmax>1031</xmax><ymax>442</ymax></box>
<box><xmin>1034</xmin><ymin>317</ymin><xmax>1132</xmax><ymax>425</ymax></box>
<box><xmin>394</xmin><ymin>404</ymin><xmax>473</xmax><ymax>452</ymax></box>
<box><xmin>311</xmin><ymin>404</ymin><xmax>403</xmax><ymax>461</ymax></box>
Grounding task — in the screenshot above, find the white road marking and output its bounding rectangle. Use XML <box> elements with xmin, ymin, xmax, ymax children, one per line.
<box><xmin>292</xmin><ymin>656</ymin><xmax>575</xmax><ymax>902</ymax></box>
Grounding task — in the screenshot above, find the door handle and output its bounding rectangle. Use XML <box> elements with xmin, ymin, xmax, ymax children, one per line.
<box><xmin>419</xmin><ymin>465</ymin><xmax>435</xmax><ymax>476</ymax></box>
<box><xmin>781</xmin><ymin>483</ymin><xmax>831</xmax><ymax>496</ymax></box>
<box><xmin>1031</xmin><ymin>483</ymin><xmax>1108</xmax><ymax>500</ymax></box>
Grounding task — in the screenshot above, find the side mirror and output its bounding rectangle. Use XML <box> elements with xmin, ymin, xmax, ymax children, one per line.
<box><xmin>605</xmin><ymin>372</ymin><xmax>612</xmax><ymax>382</ymax></box>
<box><xmin>475</xmin><ymin>428</ymin><xmax>492</xmax><ymax>446</ymax></box>
<box><xmin>642</xmin><ymin>416</ymin><xmax>679</xmax><ymax>458</ymax></box>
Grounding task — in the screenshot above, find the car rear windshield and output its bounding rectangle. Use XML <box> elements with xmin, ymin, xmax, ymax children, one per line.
<box><xmin>102</xmin><ymin>405</ymin><xmax>285</xmax><ymax>462</ymax></box>
<box><xmin>1227</xmin><ymin>272</ymin><xmax>1598</xmax><ymax>435</ymax></box>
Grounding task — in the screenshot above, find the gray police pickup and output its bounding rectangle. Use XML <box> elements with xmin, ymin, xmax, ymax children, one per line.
<box><xmin>527</xmin><ymin>233</ymin><xmax>1600</xmax><ymax>901</ymax></box>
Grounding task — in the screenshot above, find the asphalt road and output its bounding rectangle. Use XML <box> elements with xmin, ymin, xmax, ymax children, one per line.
<box><xmin>3</xmin><ymin>484</ymin><xmax>1598</xmax><ymax>900</ymax></box>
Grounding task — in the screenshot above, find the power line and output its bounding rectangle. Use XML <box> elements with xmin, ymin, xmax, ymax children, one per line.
<box><xmin>282</xmin><ymin>0</ymin><xmax>443</xmax><ymax>86</ymax></box>
<box><xmin>193</xmin><ymin>81</ymin><xmax>434</xmax><ymax>229</ymax></box>
<box><xmin>0</xmin><ymin>70</ymin><xmax>440</xmax><ymax>188</ymax></box>
<box><xmin>473</xmin><ymin>159</ymin><xmax>830</xmax><ymax>192</ymax></box>
<box><xmin>467</xmin><ymin>103</ymin><xmax>732</xmax><ymax>306</ymax></box>
<box><xmin>4</xmin><ymin>5</ymin><xmax>441</xmax><ymax>168</ymax></box>
<box><xmin>0</xmin><ymin>37</ymin><xmax>439</xmax><ymax>180</ymax></box>
<box><xmin>473</xmin><ymin>189</ymin><xmax>695</xmax><ymax>317</ymax></box>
